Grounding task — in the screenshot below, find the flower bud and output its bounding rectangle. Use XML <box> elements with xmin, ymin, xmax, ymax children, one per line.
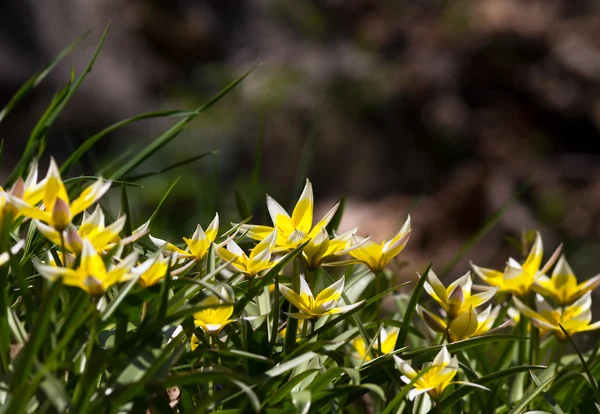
<box><xmin>447</xmin><ymin>285</ymin><xmax>464</xmax><ymax>319</ymax></box>
<box><xmin>66</xmin><ymin>228</ymin><xmax>83</xmax><ymax>253</ymax></box>
<box><xmin>417</xmin><ymin>305</ymin><xmax>447</xmax><ymax>333</ymax></box>
<box><xmin>10</xmin><ymin>178</ymin><xmax>25</xmax><ymax>199</ymax></box>
<box><xmin>448</xmin><ymin>307</ymin><xmax>478</xmax><ymax>342</ymax></box>
<box><xmin>52</xmin><ymin>198</ymin><xmax>71</xmax><ymax>231</ymax></box>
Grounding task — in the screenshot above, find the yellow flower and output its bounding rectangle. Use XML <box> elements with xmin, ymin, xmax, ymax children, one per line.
<box><xmin>471</xmin><ymin>305</ymin><xmax>504</xmax><ymax>337</ymax></box>
<box><xmin>534</xmin><ymin>255</ymin><xmax>600</xmax><ymax>306</ymax></box>
<box><xmin>513</xmin><ymin>292</ymin><xmax>600</xmax><ymax>341</ymax></box>
<box><xmin>190</xmin><ymin>333</ymin><xmax>200</xmax><ymax>351</ymax></box>
<box><xmin>8</xmin><ymin>159</ymin><xmax>111</xmax><ymax>231</ymax></box>
<box><xmin>150</xmin><ymin>213</ymin><xmax>219</xmax><ymax>262</ymax></box>
<box><xmin>302</xmin><ymin>227</ymin><xmax>364</xmax><ymax>270</ymax></box>
<box><xmin>417</xmin><ymin>305</ymin><xmax>479</xmax><ymax>342</ymax></box>
<box><xmin>193</xmin><ymin>295</ymin><xmax>235</xmax><ymax>336</ymax></box>
<box><xmin>0</xmin><ymin>161</ymin><xmax>45</xmax><ymax>224</ymax></box>
<box><xmin>133</xmin><ymin>254</ymin><xmax>169</xmax><ymax>288</ymax></box>
<box><xmin>34</xmin><ymin>205</ymin><xmax>125</xmax><ymax>253</ymax></box>
<box><xmin>353</xmin><ymin>327</ymin><xmax>399</xmax><ymax>361</ymax></box>
<box><xmin>348</xmin><ymin>216</ymin><xmax>411</xmax><ymax>273</ymax></box>
<box><xmin>424</xmin><ymin>270</ymin><xmax>497</xmax><ymax>320</ymax></box>
<box><xmin>240</xmin><ymin>180</ymin><xmax>339</xmax><ymax>252</ymax></box>
<box><xmin>279</xmin><ymin>274</ymin><xmax>364</xmax><ymax>319</ymax></box>
<box><xmin>393</xmin><ymin>346</ymin><xmax>458</xmax><ymax>401</ymax></box>
<box><xmin>35</xmin><ymin>239</ymin><xmax>137</xmax><ymax>296</ymax></box>
<box><xmin>215</xmin><ymin>230</ymin><xmax>278</xmax><ymax>278</ymax></box>
<box><xmin>471</xmin><ymin>232</ymin><xmax>561</xmax><ymax>296</ymax></box>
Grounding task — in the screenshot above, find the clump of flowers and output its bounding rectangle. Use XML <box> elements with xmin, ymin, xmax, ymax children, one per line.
<box><xmin>2</xmin><ymin>155</ymin><xmax>600</xmax><ymax>414</ymax></box>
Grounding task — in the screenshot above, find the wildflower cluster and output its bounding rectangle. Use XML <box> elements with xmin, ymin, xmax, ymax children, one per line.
<box><xmin>2</xmin><ymin>157</ymin><xmax>600</xmax><ymax>413</ymax></box>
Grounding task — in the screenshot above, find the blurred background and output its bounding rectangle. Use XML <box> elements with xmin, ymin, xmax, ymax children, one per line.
<box><xmin>2</xmin><ymin>0</ymin><xmax>600</xmax><ymax>283</ymax></box>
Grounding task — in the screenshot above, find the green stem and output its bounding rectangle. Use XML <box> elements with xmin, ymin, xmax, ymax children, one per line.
<box><xmin>140</xmin><ymin>301</ymin><xmax>148</xmax><ymax>322</ymax></box>
<box><xmin>527</xmin><ymin>292</ymin><xmax>538</xmax><ymax>365</ymax></box>
<box><xmin>375</xmin><ymin>271</ymin><xmax>382</xmax><ymax>352</ymax></box>
<box><xmin>554</xmin><ymin>341</ymin><xmax>566</xmax><ymax>377</ymax></box>
<box><xmin>72</xmin><ymin>299</ymin><xmax>99</xmax><ymax>407</ymax></box>
<box><xmin>284</xmin><ymin>260</ymin><xmax>301</xmax><ymax>352</ymax></box>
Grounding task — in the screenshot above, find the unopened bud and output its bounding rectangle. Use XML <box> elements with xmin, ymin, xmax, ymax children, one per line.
<box><xmin>447</xmin><ymin>286</ymin><xmax>464</xmax><ymax>319</ymax></box>
<box><xmin>66</xmin><ymin>228</ymin><xmax>83</xmax><ymax>252</ymax></box>
<box><xmin>52</xmin><ymin>198</ymin><xmax>71</xmax><ymax>231</ymax></box>
<box><xmin>417</xmin><ymin>305</ymin><xmax>447</xmax><ymax>333</ymax></box>
<box><xmin>10</xmin><ymin>178</ymin><xmax>25</xmax><ymax>199</ymax></box>
<box><xmin>448</xmin><ymin>307</ymin><xmax>478</xmax><ymax>342</ymax></box>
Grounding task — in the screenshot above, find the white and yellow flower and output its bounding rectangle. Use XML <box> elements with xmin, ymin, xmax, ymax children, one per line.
<box><xmin>471</xmin><ymin>232</ymin><xmax>561</xmax><ymax>296</ymax></box>
<box><xmin>193</xmin><ymin>295</ymin><xmax>235</xmax><ymax>336</ymax></box>
<box><xmin>240</xmin><ymin>180</ymin><xmax>339</xmax><ymax>252</ymax></box>
<box><xmin>279</xmin><ymin>274</ymin><xmax>363</xmax><ymax>319</ymax></box>
<box><xmin>215</xmin><ymin>230</ymin><xmax>278</xmax><ymax>278</ymax></box>
<box><xmin>534</xmin><ymin>255</ymin><xmax>600</xmax><ymax>306</ymax></box>
<box><xmin>35</xmin><ymin>239</ymin><xmax>137</xmax><ymax>296</ymax></box>
<box><xmin>348</xmin><ymin>216</ymin><xmax>411</xmax><ymax>272</ymax></box>
<box><xmin>394</xmin><ymin>346</ymin><xmax>458</xmax><ymax>401</ymax></box>
<box><xmin>150</xmin><ymin>213</ymin><xmax>219</xmax><ymax>262</ymax></box>
<box><xmin>513</xmin><ymin>292</ymin><xmax>600</xmax><ymax>341</ymax></box>
<box><xmin>424</xmin><ymin>270</ymin><xmax>497</xmax><ymax>320</ymax></box>
<box><xmin>8</xmin><ymin>159</ymin><xmax>111</xmax><ymax>231</ymax></box>
<box><xmin>302</xmin><ymin>227</ymin><xmax>365</xmax><ymax>270</ymax></box>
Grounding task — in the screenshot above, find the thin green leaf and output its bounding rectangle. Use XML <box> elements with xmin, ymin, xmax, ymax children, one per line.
<box><xmin>508</xmin><ymin>375</ymin><xmax>555</xmax><ymax>414</ymax></box>
<box><xmin>436</xmin><ymin>365</ymin><xmax>547</xmax><ymax>413</ymax></box>
<box><xmin>110</xmin><ymin>68</ymin><xmax>255</xmax><ymax>180</ymax></box>
<box><xmin>126</xmin><ymin>151</ymin><xmax>217</xmax><ymax>181</ymax></box>
<box><xmin>395</xmin><ymin>263</ymin><xmax>431</xmax><ymax>350</ymax></box>
<box><xmin>0</xmin><ymin>30</ymin><xmax>90</xmax><ymax>124</ymax></box>
<box><xmin>148</xmin><ymin>176</ymin><xmax>180</xmax><ymax>227</ymax></box>
<box><xmin>61</xmin><ymin>110</ymin><xmax>195</xmax><ymax>175</ymax></box>
<box><xmin>558</xmin><ymin>324</ymin><xmax>600</xmax><ymax>405</ymax></box>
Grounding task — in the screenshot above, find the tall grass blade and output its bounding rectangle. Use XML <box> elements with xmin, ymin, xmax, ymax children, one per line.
<box><xmin>0</xmin><ymin>30</ymin><xmax>90</xmax><ymax>124</ymax></box>
<box><xmin>110</xmin><ymin>68</ymin><xmax>255</xmax><ymax>180</ymax></box>
<box><xmin>395</xmin><ymin>263</ymin><xmax>431</xmax><ymax>350</ymax></box>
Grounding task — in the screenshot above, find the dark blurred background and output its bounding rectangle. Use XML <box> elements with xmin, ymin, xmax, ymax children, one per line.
<box><xmin>2</xmin><ymin>0</ymin><xmax>600</xmax><ymax>282</ymax></box>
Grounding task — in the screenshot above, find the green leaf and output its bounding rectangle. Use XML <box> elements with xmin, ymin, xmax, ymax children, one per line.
<box><xmin>325</xmin><ymin>196</ymin><xmax>345</xmax><ymax>234</ymax></box>
<box><xmin>395</xmin><ymin>262</ymin><xmax>431</xmax><ymax>350</ymax></box>
<box><xmin>11</xmin><ymin>281</ymin><xmax>62</xmax><ymax>388</ymax></box>
<box><xmin>126</xmin><ymin>151</ymin><xmax>217</xmax><ymax>181</ymax></box>
<box><xmin>558</xmin><ymin>324</ymin><xmax>600</xmax><ymax>405</ymax></box>
<box><xmin>530</xmin><ymin>371</ymin><xmax>565</xmax><ymax>414</ymax></box>
<box><xmin>9</xmin><ymin>24</ymin><xmax>111</xmax><ymax>185</ymax></box>
<box><xmin>110</xmin><ymin>68</ymin><xmax>255</xmax><ymax>180</ymax></box>
<box><xmin>148</xmin><ymin>176</ymin><xmax>181</xmax><ymax>228</ymax></box>
<box><xmin>291</xmin><ymin>390</ymin><xmax>311</xmax><ymax>414</ymax></box>
<box><xmin>508</xmin><ymin>374</ymin><xmax>554</xmax><ymax>414</ymax></box>
<box><xmin>61</xmin><ymin>110</ymin><xmax>195</xmax><ymax>175</ymax></box>
<box><xmin>264</xmin><ymin>370</ymin><xmax>320</xmax><ymax>406</ymax></box>
<box><xmin>436</xmin><ymin>364</ymin><xmax>547</xmax><ymax>413</ymax></box>
<box><xmin>0</xmin><ymin>30</ymin><xmax>90</xmax><ymax>124</ymax></box>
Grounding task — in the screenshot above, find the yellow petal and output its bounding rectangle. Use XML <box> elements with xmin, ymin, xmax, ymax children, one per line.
<box><xmin>522</xmin><ymin>232</ymin><xmax>543</xmax><ymax>276</ymax></box>
<box><xmin>291</xmin><ymin>180</ymin><xmax>314</xmax><ymax>233</ymax></box>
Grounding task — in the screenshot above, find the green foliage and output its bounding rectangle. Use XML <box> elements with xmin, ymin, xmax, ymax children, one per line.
<box><xmin>0</xmin><ymin>28</ymin><xmax>599</xmax><ymax>414</ymax></box>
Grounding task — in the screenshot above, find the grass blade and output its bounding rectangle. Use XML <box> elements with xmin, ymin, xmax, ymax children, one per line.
<box><xmin>126</xmin><ymin>151</ymin><xmax>217</xmax><ymax>180</ymax></box>
<box><xmin>395</xmin><ymin>263</ymin><xmax>431</xmax><ymax>350</ymax></box>
<box><xmin>558</xmin><ymin>324</ymin><xmax>600</xmax><ymax>405</ymax></box>
<box><xmin>109</xmin><ymin>68</ymin><xmax>255</xmax><ymax>180</ymax></box>
<box><xmin>0</xmin><ymin>30</ymin><xmax>90</xmax><ymax>124</ymax></box>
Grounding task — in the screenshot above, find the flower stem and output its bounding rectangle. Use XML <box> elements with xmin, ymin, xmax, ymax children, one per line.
<box><xmin>375</xmin><ymin>271</ymin><xmax>383</xmax><ymax>352</ymax></box>
<box><xmin>554</xmin><ymin>341</ymin><xmax>566</xmax><ymax>377</ymax></box>
<box><xmin>140</xmin><ymin>301</ymin><xmax>148</xmax><ymax>322</ymax></box>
